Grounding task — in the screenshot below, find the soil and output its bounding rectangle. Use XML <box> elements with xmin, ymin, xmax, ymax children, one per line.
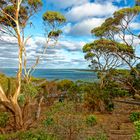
<box><xmin>93</xmin><ymin>99</ymin><xmax>140</xmax><ymax>140</ymax></box>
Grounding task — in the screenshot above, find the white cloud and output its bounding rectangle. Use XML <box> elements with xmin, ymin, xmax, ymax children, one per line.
<box><xmin>66</xmin><ymin>2</ymin><xmax>119</xmax><ymax>22</ymax></box>
<box><xmin>0</xmin><ymin>35</ymin><xmax>88</xmax><ymax>68</ymax></box>
<box><xmin>64</xmin><ymin>18</ymin><xmax>105</xmax><ymax>36</ymax></box>
<box><xmin>130</xmin><ymin>22</ymin><xmax>140</xmax><ymax>30</ymax></box>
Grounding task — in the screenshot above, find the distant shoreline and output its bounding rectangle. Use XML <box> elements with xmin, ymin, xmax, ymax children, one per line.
<box><xmin>0</xmin><ymin>68</ymin><xmax>97</xmax><ymax>82</ymax></box>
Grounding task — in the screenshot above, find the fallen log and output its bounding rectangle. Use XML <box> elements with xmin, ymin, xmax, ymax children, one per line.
<box><xmin>113</xmin><ymin>99</ymin><xmax>140</xmax><ymax>105</ymax></box>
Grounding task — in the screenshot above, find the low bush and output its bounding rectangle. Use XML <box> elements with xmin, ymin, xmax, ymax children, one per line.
<box><xmin>130</xmin><ymin>112</ymin><xmax>140</xmax><ymax>122</ymax></box>
<box><xmin>86</xmin><ymin>115</ymin><xmax>97</xmax><ymax>127</ymax></box>
<box><xmin>84</xmin><ymin>83</ymin><xmax>112</xmax><ymax>112</ymax></box>
<box><xmin>87</xmin><ymin>132</ymin><xmax>108</xmax><ymax>140</ymax></box>
<box><xmin>43</xmin><ymin>117</ymin><xmax>54</xmax><ymax>127</ymax></box>
<box><xmin>0</xmin><ymin>130</ymin><xmax>56</xmax><ymax>140</ymax></box>
<box><xmin>0</xmin><ymin>112</ymin><xmax>9</xmax><ymax>128</ymax></box>
<box><xmin>132</xmin><ymin>121</ymin><xmax>140</xmax><ymax>140</ymax></box>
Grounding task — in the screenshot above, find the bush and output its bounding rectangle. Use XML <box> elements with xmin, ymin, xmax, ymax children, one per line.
<box><xmin>19</xmin><ymin>83</ymin><xmax>40</xmax><ymax>106</ymax></box>
<box><xmin>17</xmin><ymin>130</ymin><xmax>55</xmax><ymax>140</ymax></box>
<box><xmin>57</xmin><ymin>80</ymin><xmax>73</xmax><ymax>91</ymax></box>
<box><xmin>87</xmin><ymin>132</ymin><xmax>108</xmax><ymax>140</ymax></box>
<box><xmin>132</xmin><ymin>121</ymin><xmax>140</xmax><ymax>140</ymax></box>
<box><xmin>130</xmin><ymin>112</ymin><xmax>140</xmax><ymax>122</ymax></box>
<box><xmin>0</xmin><ymin>74</ymin><xmax>16</xmax><ymax>96</ymax></box>
<box><xmin>86</xmin><ymin>115</ymin><xmax>97</xmax><ymax>127</ymax></box>
<box><xmin>104</xmin><ymin>81</ymin><xmax>130</xmax><ymax>98</ymax></box>
<box><xmin>43</xmin><ymin>117</ymin><xmax>54</xmax><ymax>127</ymax></box>
<box><xmin>44</xmin><ymin>102</ymin><xmax>85</xmax><ymax>139</ymax></box>
<box><xmin>0</xmin><ymin>112</ymin><xmax>9</xmax><ymax>128</ymax></box>
<box><xmin>0</xmin><ymin>130</ymin><xmax>56</xmax><ymax>140</ymax></box>
<box><xmin>84</xmin><ymin>83</ymin><xmax>112</xmax><ymax>112</ymax></box>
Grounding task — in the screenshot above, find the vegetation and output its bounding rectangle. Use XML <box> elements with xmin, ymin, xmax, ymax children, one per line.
<box><xmin>132</xmin><ymin>121</ymin><xmax>140</xmax><ymax>140</ymax></box>
<box><xmin>0</xmin><ymin>0</ymin><xmax>66</xmax><ymax>131</ymax></box>
<box><xmin>0</xmin><ymin>0</ymin><xmax>140</xmax><ymax>139</ymax></box>
<box><xmin>130</xmin><ymin>112</ymin><xmax>140</xmax><ymax>122</ymax></box>
<box><xmin>86</xmin><ymin>115</ymin><xmax>97</xmax><ymax>127</ymax></box>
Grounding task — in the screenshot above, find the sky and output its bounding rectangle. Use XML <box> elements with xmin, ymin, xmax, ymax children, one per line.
<box><xmin>0</xmin><ymin>0</ymin><xmax>139</xmax><ymax>69</ymax></box>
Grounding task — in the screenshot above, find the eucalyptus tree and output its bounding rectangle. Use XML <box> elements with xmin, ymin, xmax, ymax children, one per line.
<box><xmin>24</xmin><ymin>11</ymin><xmax>66</xmax><ymax>83</ymax></box>
<box><xmin>0</xmin><ymin>0</ymin><xmax>66</xmax><ymax>130</ymax></box>
<box><xmin>136</xmin><ymin>0</ymin><xmax>140</xmax><ymax>6</ymax></box>
<box><xmin>0</xmin><ymin>0</ymin><xmax>43</xmax><ymax>130</ymax></box>
<box><xmin>83</xmin><ymin>39</ymin><xmax>134</xmax><ymax>88</ymax></box>
<box><xmin>92</xmin><ymin>5</ymin><xmax>140</xmax><ymax>76</ymax></box>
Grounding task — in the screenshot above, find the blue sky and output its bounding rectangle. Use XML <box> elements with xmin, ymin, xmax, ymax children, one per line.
<box><xmin>0</xmin><ymin>0</ymin><xmax>139</xmax><ymax>69</ymax></box>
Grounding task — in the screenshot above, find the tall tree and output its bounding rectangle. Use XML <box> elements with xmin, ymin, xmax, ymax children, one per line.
<box><xmin>0</xmin><ymin>0</ymin><xmax>43</xmax><ymax>130</ymax></box>
<box><xmin>83</xmin><ymin>39</ymin><xmax>134</xmax><ymax>88</ymax></box>
<box><xmin>92</xmin><ymin>6</ymin><xmax>140</xmax><ymax>74</ymax></box>
<box><xmin>23</xmin><ymin>11</ymin><xmax>66</xmax><ymax>83</ymax></box>
<box><xmin>0</xmin><ymin>0</ymin><xmax>66</xmax><ymax>130</ymax></box>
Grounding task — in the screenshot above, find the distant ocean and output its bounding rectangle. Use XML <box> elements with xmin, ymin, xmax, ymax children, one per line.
<box><xmin>0</xmin><ymin>68</ymin><xmax>98</xmax><ymax>82</ymax></box>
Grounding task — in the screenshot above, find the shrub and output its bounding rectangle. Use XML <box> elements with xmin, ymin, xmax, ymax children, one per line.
<box><xmin>0</xmin><ymin>135</ymin><xmax>6</xmax><ymax>140</ymax></box>
<box><xmin>130</xmin><ymin>112</ymin><xmax>140</xmax><ymax>122</ymax></box>
<box><xmin>87</xmin><ymin>132</ymin><xmax>108</xmax><ymax>140</ymax></box>
<box><xmin>104</xmin><ymin>81</ymin><xmax>130</xmax><ymax>98</ymax></box>
<box><xmin>0</xmin><ymin>74</ymin><xmax>16</xmax><ymax>96</ymax></box>
<box><xmin>86</xmin><ymin>115</ymin><xmax>97</xmax><ymax>127</ymax></box>
<box><xmin>84</xmin><ymin>83</ymin><xmax>112</xmax><ymax>112</ymax></box>
<box><xmin>132</xmin><ymin>121</ymin><xmax>140</xmax><ymax>140</ymax></box>
<box><xmin>45</xmin><ymin>102</ymin><xmax>85</xmax><ymax>139</ymax></box>
<box><xmin>17</xmin><ymin>130</ymin><xmax>55</xmax><ymax>140</ymax></box>
<box><xmin>0</xmin><ymin>112</ymin><xmax>9</xmax><ymax>128</ymax></box>
<box><xmin>0</xmin><ymin>130</ymin><xmax>56</xmax><ymax>140</ymax></box>
<box><xmin>57</xmin><ymin>80</ymin><xmax>73</xmax><ymax>91</ymax></box>
<box><xmin>19</xmin><ymin>83</ymin><xmax>40</xmax><ymax>106</ymax></box>
<box><xmin>43</xmin><ymin>117</ymin><xmax>54</xmax><ymax>127</ymax></box>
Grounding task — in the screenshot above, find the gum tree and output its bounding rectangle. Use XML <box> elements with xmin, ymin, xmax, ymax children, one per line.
<box><xmin>24</xmin><ymin>11</ymin><xmax>66</xmax><ymax>83</ymax></box>
<box><xmin>83</xmin><ymin>39</ymin><xmax>134</xmax><ymax>88</ymax></box>
<box><xmin>0</xmin><ymin>0</ymin><xmax>43</xmax><ymax>130</ymax></box>
<box><xmin>87</xmin><ymin>4</ymin><xmax>140</xmax><ymax>97</ymax></box>
<box><xmin>0</xmin><ymin>0</ymin><xmax>66</xmax><ymax>130</ymax></box>
<box><xmin>92</xmin><ymin>6</ymin><xmax>140</xmax><ymax>74</ymax></box>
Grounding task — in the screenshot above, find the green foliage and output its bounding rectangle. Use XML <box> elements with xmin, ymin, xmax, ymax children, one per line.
<box><xmin>57</xmin><ymin>80</ymin><xmax>73</xmax><ymax>91</ymax></box>
<box><xmin>136</xmin><ymin>63</ymin><xmax>140</xmax><ymax>70</ymax></box>
<box><xmin>0</xmin><ymin>73</ymin><xmax>16</xmax><ymax>96</ymax></box>
<box><xmin>19</xmin><ymin>83</ymin><xmax>40</xmax><ymax>106</ymax></box>
<box><xmin>130</xmin><ymin>112</ymin><xmax>140</xmax><ymax>122</ymax></box>
<box><xmin>67</xmin><ymin>83</ymin><xmax>81</xmax><ymax>102</ymax></box>
<box><xmin>43</xmin><ymin>117</ymin><xmax>54</xmax><ymax>127</ymax></box>
<box><xmin>0</xmin><ymin>0</ymin><xmax>43</xmax><ymax>27</ymax></box>
<box><xmin>17</xmin><ymin>130</ymin><xmax>55</xmax><ymax>140</ymax></box>
<box><xmin>0</xmin><ymin>112</ymin><xmax>9</xmax><ymax>128</ymax></box>
<box><xmin>44</xmin><ymin>102</ymin><xmax>85</xmax><ymax>139</ymax></box>
<box><xmin>91</xmin><ymin>6</ymin><xmax>140</xmax><ymax>38</ymax></box>
<box><xmin>28</xmin><ymin>0</ymin><xmax>43</xmax><ymax>9</ymax></box>
<box><xmin>132</xmin><ymin>121</ymin><xmax>140</xmax><ymax>140</ymax></box>
<box><xmin>0</xmin><ymin>130</ymin><xmax>56</xmax><ymax>140</ymax></box>
<box><xmin>83</xmin><ymin>39</ymin><xmax>133</xmax><ymax>54</ymax></box>
<box><xmin>84</xmin><ymin>83</ymin><xmax>112</xmax><ymax>112</ymax></box>
<box><xmin>104</xmin><ymin>81</ymin><xmax>130</xmax><ymax>98</ymax></box>
<box><xmin>130</xmin><ymin>65</ymin><xmax>140</xmax><ymax>92</ymax></box>
<box><xmin>86</xmin><ymin>115</ymin><xmax>97</xmax><ymax>127</ymax></box>
<box><xmin>43</xmin><ymin>11</ymin><xmax>66</xmax><ymax>25</ymax></box>
<box><xmin>48</xmin><ymin>30</ymin><xmax>62</xmax><ymax>38</ymax></box>
<box><xmin>21</xmin><ymin>83</ymin><xmax>39</xmax><ymax>98</ymax></box>
<box><xmin>87</xmin><ymin>132</ymin><xmax>108</xmax><ymax>140</ymax></box>
<box><xmin>83</xmin><ymin>39</ymin><xmax>134</xmax><ymax>73</ymax></box>
<box><xmin>113</xmin><ymin>6</ymin><xmax>140</xmax><ymax>23</ymax></box>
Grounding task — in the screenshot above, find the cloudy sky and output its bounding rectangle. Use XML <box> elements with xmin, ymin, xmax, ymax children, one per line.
<box><xmin>0</xmin><ymin>0</ymin><xmax>139</xmax><ymax>69</ymax></box>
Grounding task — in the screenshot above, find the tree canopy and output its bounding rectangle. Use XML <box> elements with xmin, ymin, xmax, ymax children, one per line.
<box><xmin>83</xmin><ymin>39</ymin><xmax>134</xmax><ymax>71</ymax></box>
<box><xmin>0</xmin><ymin>0</ymin><xmax>42</xmax><ymax>28</ymax></box>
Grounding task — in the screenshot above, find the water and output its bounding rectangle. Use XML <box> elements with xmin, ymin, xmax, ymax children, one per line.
<box><xmin>0</xmin><ymin>68</ymin><xmax>97</xmax><ymax>82</ymax></box>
